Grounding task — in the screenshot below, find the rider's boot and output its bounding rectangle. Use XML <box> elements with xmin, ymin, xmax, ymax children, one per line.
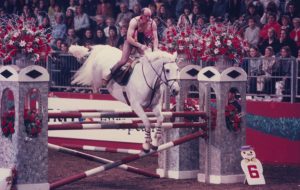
<box><xmin>142</xmin><ymin>130</ymin><xmax>152</xmax><ymax>153</ymax></box>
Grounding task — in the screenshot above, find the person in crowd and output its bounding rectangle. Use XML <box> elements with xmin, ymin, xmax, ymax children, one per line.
<box><xmin>244</xmin><ymin>4</ymin><xmax>261</xmax><ymax>27</ymax></box>
<box><xmin>104</xmin><ymin>17</ymin><xmax>118</xmax><ymax>37</ymax></box>
<box><xmin>153</xmin><ymin>16</ymin><xmax>165</xmax><ymax>41</ymax></box>
<box><xmin>198</xmin><ymin>0</ymin><xmax>214</xmax><ymax>19</ymax></box>
<box><xmin>128</xmin><ymin>0</ymin><xmax>140</xmax><ymax>11</ymax></box>
<box><xmin>65</xmin><ymin>28</ymin><xmax>80</xmax><ymax>45</ymax></box>
<box><xmin>244</xmin><ymin>17</ymin><xmax>261</xmax><ymax>48</ymax></box>
<box><xmin>106</xmin><ymin>26</ymin><xmax>119</xmax><ymax>47</ymax></box>
<box><xmin>177</xmin><ymin>5</ymin><xmax>192</xmax><ymax>27</ymax></box>
<box><xmin>279</xmin><ymin>29</ymin><xmax>297</xmax><ymax>56</ymax></box>
<box><xmin>115</xmin><ymin>3</ymin><xmax>133</xmax><ymax>27</ymax></box>
<box><xmin>40</xmin><ymin>16</ymin><xmax>52</xmax><ymax>34</ymax></box>
<box><xmin>65</xmin><ymin>8</ymin><xmax>75</xmax><ymax>29</ymax></box>
<box><xmin>79</xmin><ymin>28</ymin><xmax>95</xmax><ymax>47</ymax></box>
<box><xmin>163</xmin><ymin>0</ymin><xmax>177</xmax><ymax>19</ymax></box>
<box><xmin>93</xmin><ymin>28</ymin><xmax>107</xmax><ymax>45</ymax></box>
<box><xmin>51</xmin><ymin>38</ymin><xmax>63</xmax><ymax>51</ymax></box>
<box><xmin>191</xmin><ymin>4</ymin><xmax>203</xmax><ymax>24</ymax></box>
<box><xmin>259</xmin><ymin>13</ymin><xmax>281</xmax><ymax>40</ymax></box>
<box><xmin>228</xmin><ymin>0</ymin><xmax>242</xmax><ymax>22</ymax></box>
<box><xmin>260</xmin><ymin>1</ymin><xmax>280</xmax><ymax>24</ymax></box>
<box><xmin>33</xmin><ymin>7</ymin><xmax>43</xmax><ymax>26</ymax></box>
<box><xmin>290</xmin><ymin>17</ymin><xmax>300</xmax><ymax>48</ymax></box>
<box><xmin>74</xmin><ymin>5</ymin><xmax>90</xmax><ymax>38</ymax></box>
<box><xmin>257</xmin><ymin>46</ymin><xmax>276</xmax><ymax>94</ymax></box>
<box><xmin>148</xmin><ymin>3</ymin><xmax>157</xmax><ymax>18</ymax></box>
<box><xmin>48</xmin><ymin>0</ymin><xmax>56</xmax><ymax>18</ymax></box>
<box><xmin>21</xmin><ymin>4</ymin><xmax>34</xmax><ymax>20</ymax></box>
<box><xmin>242</xmin><ymin>46</ymin><xmax>262</xmax><ymax>94</ymax></box>
<box><xmin>117</xmin><ymin>25</ymin><xmax>128</xmax><ymax>49</ymax></box>
<box><xmin>280</xmin><ymin>15</ymin><xmax>292</xmax><ymax>34</ymax></box>
<box><xmin>284</xmin><ymin>2</ymin><xmax>298</xmax><ymax>20</ymax></box>
<box><xmin>132</xmin><ymin>3</ymin><xmax>142</xmax><ymax>17</ymax></box>
<box><xmin>211</xmin><ymin>0</ymin><xmax>229</xmax><ymax>21</ymax></box>
<box><xmin>51</xmin><ymin>14</ymin><xmax>67</xmax><ymax>46</ymax></box>
<box><xmin>98</xmin><ymin>0</ymin><xmax>114</xmax><ymax>18</ymax></box>
<box><xmin>274</xmin><ymin>46</ymin><xmax>295</xmax><ymax>101</ymax></box>
<box><xmin>194</xmin><ymin>15</ymin><xmax>207</xmax><ymax>30</ymax></box>
<box><xmin>157</xmin><ymin>4</ymin><xmax>170</xmax><ymax>23</ymax></box>
<box><xmin>38</xmin><ymin>0</ymin><xmax>48</xmax><ymax>13</ymax></box>
<box><xmin>110</xmin><ymin>7</ymin><xmax>159</xmax><ymax>82</ymax></box>
<box><xmin>67</xmin><ymin>0</ymin><xmax>77</xmax><ymax>12</ymax></box>
<box><xmin>259</xmin><ymin>27</ymin><xmax>280</xmax><ymax>55</ymax></box>
<box><xmin>91</xmin><ymin>15</ymin><xmax>106</xmax><ymax>32</ymax></box>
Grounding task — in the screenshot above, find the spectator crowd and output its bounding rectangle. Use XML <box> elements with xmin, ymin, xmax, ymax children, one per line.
<box><xmin>1</xmin><ymin>0</ymin><xmax>300</xmax><ymax>101</ymax></box>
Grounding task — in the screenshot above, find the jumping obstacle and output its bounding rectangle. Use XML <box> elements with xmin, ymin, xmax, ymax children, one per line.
<box><xmin>48</xmin><ymin>143</ymin><xmax>159</xmax><ymax>178</ymax></box>
<box><xmin>61</xmin><ymin>144</ymin><xmax>141</xmax><ymax>154</ymax></box>
<box><xmin>50</xmin><ymin>130</ymin><xmax>206</xmax><ymax>189</ymax></box>
<box><xmin>48</xmin><ymin>111</ymin><xmax>208</xmax><ymax>119</ymax></box>
<box><xmin>48</xmin><ymin>122</ymin><xmax>207</xmax><ymax>130</ymax></box>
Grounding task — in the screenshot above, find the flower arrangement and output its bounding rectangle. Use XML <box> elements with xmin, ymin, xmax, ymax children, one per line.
<box><xmin>225</xmin><ymin>104</ymin><xmax>242</xmax><ymax>132</ymax></box>
<box><xmin>160</xmin><ymin>23</ymin><xmax>249</xmax><ymax>64</ymax></box>
<box><xmin>0</xmin><ymin>15</ymin><xmax>51</xmax><ymax>63</ymax></box>
<box><xmin>1</xmin><ymin>109</ymin><xmax>15</xmax><ymax>138</ymax></box>
<box><xmin>24</xmin><ymin>108</ymin><xmax>42</xmax><ymax>138</ymax></box>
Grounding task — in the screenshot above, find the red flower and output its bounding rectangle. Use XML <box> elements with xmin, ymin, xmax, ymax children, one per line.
<box><xmin>2</xmin><ymin>127</ymin><xmax>8</xmax><ymax>134</ymax></box>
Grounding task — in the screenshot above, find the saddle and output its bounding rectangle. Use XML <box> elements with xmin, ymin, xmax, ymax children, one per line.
<box><xmin>112</xmin><ymin>59</ymin><xmax>139</xmax><ymax>86</ymax></box>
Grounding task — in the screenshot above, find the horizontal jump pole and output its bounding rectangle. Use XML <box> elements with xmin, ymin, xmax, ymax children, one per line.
<box><xmin>48</xmin><ymin>143</ymin><xmax>159</xmax><ymax>179</ymax></box>
<box><xmin>48</xmin><ymin>122</ymin><xmax>207</xmax><ymax>130</ymax></box>
<box><xmin>48</xmin><ymin>111</ymin><xmax>208</xmax><ymax>119</ymax></box>
<box><xmin>50</xmin><ymin>130</ymin><xmax>206</xmax><ymax>189</ymax></box>
<box><xmin>61</xmin><ymin>144</ymin><xmax>141</xmax><ymax>155</ymax></box>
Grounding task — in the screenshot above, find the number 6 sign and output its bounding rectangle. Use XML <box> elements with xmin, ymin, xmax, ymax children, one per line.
<box><xmin>240</xmin><ymin>145</ymin><xmax>266</xmax><ymax>185</ymax></box>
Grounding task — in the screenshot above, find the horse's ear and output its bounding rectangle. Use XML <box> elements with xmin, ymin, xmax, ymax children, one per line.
<box><xmin>172</xmin><ymin>51</ymin><xmax>178</xmax><ymax>61</ymax></box>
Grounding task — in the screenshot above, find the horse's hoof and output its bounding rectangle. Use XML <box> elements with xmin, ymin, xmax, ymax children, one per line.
<box><xmin>142</xmin><ymin>148</ymin><xmax>150</xmax><ymax>153</ymax></box>
<box><xmin>142</xmin><ymin>143</ymin><xmax>151</xmax><ymax>153</ymax></box>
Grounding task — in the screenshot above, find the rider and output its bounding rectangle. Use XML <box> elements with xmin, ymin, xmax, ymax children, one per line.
<box><xmin>108</xmin><ymin>7</ymin><xmax>159</xmax><ymax>83</ymax></box>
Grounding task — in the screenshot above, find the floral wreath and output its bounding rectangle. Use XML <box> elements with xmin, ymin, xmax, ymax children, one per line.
<box><xmin>171</xmin><ymin>98</ymin><xmax>199</xmax><ymax>122</ymax></box>
<box><xmin>1</xmin><ymin>109</ymin><xmax>15</xmax><ymax>138</ymax></box>
<box><xmin>24</xmin><ymin>108</ymin><xmax>42</xmax><ymax>138</ymax></box>
<box><xmin>225</xmin><ymin>104</ymin><xmax>242</xmax><ymax>132</ymax></box>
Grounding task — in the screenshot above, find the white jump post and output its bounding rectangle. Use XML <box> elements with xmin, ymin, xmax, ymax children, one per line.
<box><xmin>157</xmin><ymin>65</ymin><xmax>204</xmax><ymax>179</ymax></box>
<box><xmin>197</xmin><ymin>65</ymin><xmax>247</xmax><ymax>184</ymax></box>
<box><xmin>0</xmin><ymin>65</ymin><xmax>49</xmax><ymax>190</ymax></box>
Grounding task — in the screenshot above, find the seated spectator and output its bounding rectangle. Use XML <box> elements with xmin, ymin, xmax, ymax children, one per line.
<box><xmin>115</xmin><ymin>3</ymin><xmax>133</xmax><ymax>27</ymax></box>
<box><xmin>40</xmin><ymin>16</ymin><xmax>52</xmax><ymax>34</ymax></box>
<box><xmin>260</xmin><ymin>1</ymin><xmax>280</xmax><ymax>24</ymax></box>
<box><xmin>242</xmin><ymin>46</ymin><xmax>262</xmax><ymax>94</ymax></box>
<box><xmin>65</xmin><ymin>28</ymin><xmax>80</xmax><ymax>45</ymax></box>
<box><xmin>284</xmin><ymin>2</ymin><xmax>299</xmax><ymax>20</ymax></box>
<box><xmin>79</xmin><ymin>28</ymin><xmax>94</xmax><ymax>46</ymax></box>
<box><xmin>117</xmin><ymin>25</ymin><xmax>128</xmax><ymax>49</ymax></box>
<box><xmin>51</xmin><ymin>14</ymin><xmax>67</xmax><ymax>46</ymax></box>
<box><xmin>177</xmin><ymin>5</ymin><xmax>192</xmax><ymax>27</ymax></box>
<box><xmin>104</xmin><ymin>17</ymin><xmax>118</xmax><ymax>37</ymax></box>
<box><xmin>33</xmin><ymin>7</ymin><xmax>43</xmax><ymax>26</ymax></box>
<box><xmin>106</xmin><ymin>26</ymin><xmax>119</xmax><ymax>47</ymax></box>
<box><xmin>132</xmin><ymin>3</ymin><xmax>142</xmax><ymax>17</ymax></box>
<box><xmin>259</xmin><ymin>13</ymin><xmax>281</xmax><ymax>40</ymax></box>
<box><xmin>74</xmin><ymin>5</ymin><xmax>90</xmax><ymax>38</ymax></box>
<box><xmin>157</xmin><ymin>4</ymin><xmax>170</xmax><ymax>23</ymax></box>
<box><xmin>67</xmin><ymin>0</ymin><xmax>77</xmax><ymax>12</ymax></box>
<box><xmin>290</xmin><ymin>17</ymin><xmax>300</xmax><ymax>48</ymax></box>
<box><xmin>244</xmin><ymin>17</ymin><xmax>260</xmax><ymax>47</ymax></box>
<box><xmin>91</xmin><ymin>15</ymin><xmax>106</xmax><ymax>32</ymax></box>
<box><xmin>51</xmin><ymin>38</ymin><xmax>63</xmax><ymax>51</ymax></box>
<box><xmin>21</xmin><ymin>4</ymin><xmax>34</xmax><ymax>21</ymax></box>
<box><xmin>274</xmin><ymin>46</ymin><xmax>295</xmax><ymax>101</ymax></box>
<box><xmin>279</xmin><ymin>29</ymin><xmax>297</xmax><ymax>57</ymax></box>
<box><xmin>194</xmin><ymin>15</ymin><xmax>207</xmax><ymax>30</ymax></box>
<box><xmin>93</xmin><ymin>28</ymin><xmax>107</xmax><ymax>45</ymax></box>
<box><xmin>153</xmin><ymin>16</ymin><xmax>166</xmax><ymax>41</ymax></box>
<box><xmin>211</xmin><ymin>0</ymin><xmax>229</xmax><ymax>21</ymax></box>
<box><xmin>65</xmin><ymin>8</ymin><xmax>75</xmax><ymax>29</ymax></box>
<box><xmin>259</xmin><ymin>27</ymin><xmax>280</xmax><ymax>54</ymax></box>
<box><xmin>244</xmin><ymin>4</ymin><xmax>261</xmax><ymax>27</ymax></box>
<box><xmin>257</xmin><ymin>46</ymin><xmax>276</xmax><ymax>94</ymax></box>
<box><xmin>280</xmin><ymin>15</ymin><xmax>292</xmax><ymax>34</ymax></box>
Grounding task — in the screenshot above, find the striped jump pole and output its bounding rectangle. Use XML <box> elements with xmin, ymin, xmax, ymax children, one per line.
<box><xmin>61</xmin><ymin>144</ymin><xmax>141</xmax><ymax>154</ymax></box>
<box><xmin>48</xmin><ymin>111</ymin><xmax>208</xmax><ymax>119</ymax></box>
<box><xmin>48</xmin><ymin>143</ymin><xmax>159</xmax><ymax>179</ymax></box>
<box><xmin>48</xmin><ymin>122</ymin><xmax>207</xmax><ymax>130</ymax></box>
<box><xmin>50</xmin><ymin>130</ymin><xmax>206</xmax><ymax>189</ymax></box>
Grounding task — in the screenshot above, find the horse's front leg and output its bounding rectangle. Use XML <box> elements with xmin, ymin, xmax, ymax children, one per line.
<box><xmin>130</xmin><ymin>102</ymin><xmax>152</xmax><ymax>152</ymax></box>
<box><xmin>152</xmin><ymin>104</ymin><xmax>164</xmax><ymax>150</ymax></box>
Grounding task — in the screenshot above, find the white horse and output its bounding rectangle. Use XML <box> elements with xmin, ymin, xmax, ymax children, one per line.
<box><xmin>70</xmin><ymin>45</ymin><xmax>180</xmax><ymax>151</ymax></box>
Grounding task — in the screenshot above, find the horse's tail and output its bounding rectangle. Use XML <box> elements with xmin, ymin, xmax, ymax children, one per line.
<box><xmin>68</xmin><ymin>45</ymin><xmax>90</xmax><ymax>60</ymax></box>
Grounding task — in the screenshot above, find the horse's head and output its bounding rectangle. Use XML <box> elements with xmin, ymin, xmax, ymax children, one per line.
<box><xmin>145</xmin><ymin>51</ymin><xmax>180</xmax><ymax>96</ymax></box>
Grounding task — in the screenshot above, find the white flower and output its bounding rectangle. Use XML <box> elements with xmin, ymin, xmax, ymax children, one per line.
<box><xmin>214</xmin><ymin>48</ymin><xmax>219</xmax><ymax>54</ymax></box>
<box><xmin>19</xmin><ymin>40</ymin><xmax>26</xmax><ymax>47</ymax></box>
<box><xmin>205</xmin><ymin>41</ymin><xmax>211</xmax><ymax>47</ymax></box>
<box><xmin>185</xmin><ymin>37</ymin><xmax>190</xmax><ymax>42</ymax></box>
<box><xmin>13</xmin><ymin>32</ymin><xmax>20</xmax><ymax>38</ymax></box>
<box><xmin>189</xmin><ymin>44</ymin><xmax>193</xmax><ymax>49</ymax></box>
<box><xmin>27</xmin><ymin>48</ymin><xmax>33</xmax><ymax>53</ymax></box>
<box><xmin>227</xmin><ymin>40</ymin><xmax>232</xmax><ymax>46</ymax></box>
<box><xmin>9</xmin><ymin>40</ymin><xmax>14</xmax><ymax>45</ymax></box>
<box><xmin>179</xmin><ymin>45</ymin><xmax>184</xmax><ymax>50</ymax></box>
<box><xmin>229</xmin><ymin>34</ymin><xmax>234</xmax><ymax>39</ymax></box>
<box><xmin>215</xmin><ymin>40</ymin><xmax>221</xmax><ymax>47</ymax></box>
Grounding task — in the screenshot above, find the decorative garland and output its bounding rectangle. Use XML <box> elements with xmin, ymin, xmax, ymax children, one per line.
<box><xmin>1</xmin><ymin>109</ymin><xmax>15</xmax><ymax>138</ymax></box>
<box><xmin>24</xmin><ymin>109</ymin><xmax>42</xmax><ymax>138</ymax></box>
<box><xmin>225</xmin><ymin>103</ymin><xmax>242</xmax><ymax>132</ymax></box>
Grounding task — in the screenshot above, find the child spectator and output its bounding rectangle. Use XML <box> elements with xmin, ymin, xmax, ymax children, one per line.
<box><xmin>244</xmin><ymin>17</ymin><xmax>260</xmax><ymax>47</ymax></box>
<box><xmin>93</xmin><ymin>28</ymin><xmax>107</xmax><ymax>45</ymax></box>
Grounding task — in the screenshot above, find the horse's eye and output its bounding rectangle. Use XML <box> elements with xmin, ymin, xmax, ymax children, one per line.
<box><xmin>166</xmin><ymin>69</ymin><xmax>170</xmax><ymax>73</ymax></box>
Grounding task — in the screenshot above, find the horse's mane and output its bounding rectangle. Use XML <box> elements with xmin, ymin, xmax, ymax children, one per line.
<box><xmin>143</xmin><ymin>50</ymin><xmax>177</xmax><ymax>64</ymax></box>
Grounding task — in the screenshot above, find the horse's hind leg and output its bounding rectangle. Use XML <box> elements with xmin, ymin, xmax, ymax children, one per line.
<box><xmin>152</xmin><ymin>104</ymin><xmax>164</xmax><ymax>150</ymax></box>
<box><xmin>130</xmin><ymin>102</ymin><xmax>152</xmax><ymax>152</ymax></box>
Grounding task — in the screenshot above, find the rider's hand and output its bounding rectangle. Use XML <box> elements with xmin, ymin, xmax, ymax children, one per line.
<box><xmin>140</xmin><ymin>44</ymin><xmax>148</xmax><ymax>51</ymax></box>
